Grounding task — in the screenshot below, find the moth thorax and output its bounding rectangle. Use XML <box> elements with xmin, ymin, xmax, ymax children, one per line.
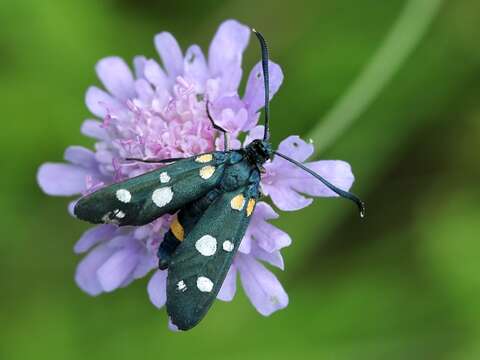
<box><xmin>245</xmin><ymin>139</ymin><xmax>272</xmax><ymax>165</ymax></box>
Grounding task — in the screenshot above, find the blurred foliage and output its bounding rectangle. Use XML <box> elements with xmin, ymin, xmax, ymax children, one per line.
<box><xmin>1</xmin><ymin>0</ymin><xmax>479</xmax><ymax>359</ymax></box>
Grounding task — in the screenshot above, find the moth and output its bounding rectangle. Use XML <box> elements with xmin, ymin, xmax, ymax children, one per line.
<box><xmin>74</xmin><ymin>29</ymin><xmax>365</xmax><ymax>330</ymax></box>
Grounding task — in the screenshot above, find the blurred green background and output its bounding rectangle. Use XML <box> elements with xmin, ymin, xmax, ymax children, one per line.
<box><xmin>1</xmin><ymin>0</ymin><xmax>479</xmax><ymax>358</ymax></box>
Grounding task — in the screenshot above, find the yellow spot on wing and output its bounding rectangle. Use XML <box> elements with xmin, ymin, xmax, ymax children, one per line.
<box><xmin>170</xmin><ymin>216</ymin><xmax>184</xmax><ymax>241</ymax></box>
<box><xmin>230</xmin><ymin>194</ymin><xmax>245</xmax><ymax>211</ymax></box>
<box><xmin>246</xmin><ymin>199</ymin><xmax>256</xmax><ymax>217</ymax></box>
<box><xmin>199</xmin><ymin>165</ymin><xmax>215</xmax><ymax>179</ymax></box>
<box><xmin>195</xmin><ymin>154</ymin><xmax>213</xmax><ymax>163</ymax></box>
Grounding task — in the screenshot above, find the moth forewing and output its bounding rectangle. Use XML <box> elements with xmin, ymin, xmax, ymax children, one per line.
<box><xmin>74</xmin><ymin>152</ymin><xmax>226</xmax><ymax>226</ymax></box>
<box><xmin>166</xmin><ymin>188</ymin><xmax>258</xmax><ymax>330</ymax></box>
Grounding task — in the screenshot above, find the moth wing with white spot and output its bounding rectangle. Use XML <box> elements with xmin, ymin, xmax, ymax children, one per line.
<box><xmin>74</xmin><ymin>153</ymin><xmax>226</xmax><ymax>226</ymax></box>
<box><xmin>166</xmin><ymin>188</ymin><xmax>258</xmax><ymax>331</ymax></box>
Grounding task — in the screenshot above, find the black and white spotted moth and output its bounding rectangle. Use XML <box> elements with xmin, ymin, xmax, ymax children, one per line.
<box><xmin>74</xmin><ymin>29</ymin><xmax>365</xmax><ymax>330</ymax></box>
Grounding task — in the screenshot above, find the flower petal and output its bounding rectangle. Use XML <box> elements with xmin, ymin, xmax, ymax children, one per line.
<box><xmin>208</xmin><ymin>19</ymin><xmax>250</xmax><ymax>93</ymax></box>
<box><xmin>75</xmin><ymin>243</ymin><xmax>115</xmax><ymax>296</ymax></box>
<box><xmin>64</xmin><ymin>146</ymin><xmax>97</xmax><ymax>168</ymax></box>
<box><xmin>244</xmin><ymin>125</ymin><xmax>264</xmax><ymax>146</ymax></box>
<box><xmin>184</xmin><ymin>45</ymin><xmax>209</xmax><ymax>91</ymax></box>
<box><xmin>264</xmin><ymin>184</ymin><xmax>313</xmax><ymax>211</ymax></box>
<box><xmin>276</xmin><ymin>135</ymin><xmax>313</xmax><ymax>162</ymax></box>
<box><xmin>247</xmin><ymin>202</ymin><xmax>292</xmax><ymax>252</ymax></box>
<box><xmin>85</xmin><ymin>86</ymin><xmax>120</xmax><ymax>118</ymax></box>
<box><xmin>154</xmin><ymin>32</ymin><xmax>183</xmax><ymax>78</ymax></box>
<box><xmin>300</xmin><ymin>160</ymin><xmax>354</xmax><ymax>196</ymax></box>
<box><xmin>132</xmin><ymin>252</ymin><xmax>156</xmax><ymax>279</ymax></box>
<box><xmin>81</xmin><ymin>119</ymin><xmax>108</xmax><ymax>140</ymax></box>
<box><xmin>168</xmin><ymin>318</ymin><xmax>180</xmax><ymax>332</ymax></box>
<box><xmin>217</xmin><ymin>265</ymin><xmax>237</xmax><ymax>302</ymax></box>
<box><xmin>133</xmin><ymin>55</ymin><xmax>147</xmax><ymax>78</ymax></box>
<box><xmin>237</xmin><ymin>254</ymin><xmax>288</xmax><ymax>316</ymax></box>
<box><xmin>97</xmin><ymin>248</ymin><xmax>138</xmax><ymax>292</ymax></box>
<box><xmin>251</xmin><ymin>247</ymin><xmax>285</xmax><ymax>270</ymax></box>
<box><xmin>74</xmin><ymin>224</ymin><xmax>117</xmax><ymax>254</ymax></box>
<box><xmin>96</xmin><ymin>57</ymin><xmax>135</xmax><ymax>100</ymax></box>
<box><xmin>147</xmin><ymin>270</ymin><xmax>168</xmax><ymax>309</ymax></box>
<box><xmin>143</xmin><ymin>59</ymin><xmax>168</xmax><ymax>89</ymax></box>
<box><xmin>37</xmin><ymin>163</ymin><xmax>88</xmax><ymax>196</ymax></box>
<box><xmin>243</xmin><ymin>60</ymin><xmax>284</xmax><ymax>128</ymax></box>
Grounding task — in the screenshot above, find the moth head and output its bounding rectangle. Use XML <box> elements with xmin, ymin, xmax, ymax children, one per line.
<box><xmin>245</xmin><ymin>139</ymin><xmax>273</xmax><ymax>164</ymax></box>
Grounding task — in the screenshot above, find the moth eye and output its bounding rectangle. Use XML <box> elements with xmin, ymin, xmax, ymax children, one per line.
<box><xmin>199</xmin><ymin>166</ymin><xmax>215</xmax><ymax>179</ymax></box>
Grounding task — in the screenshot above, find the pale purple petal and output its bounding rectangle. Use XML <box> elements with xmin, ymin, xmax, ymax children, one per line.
<box><xmin>134</xmin><ymin>79</ymin><xmax>155</xmax><ymax>103</ymax></box>
<box><xmin>154</xmin><ymin>32</ymin><xmax>183</xmax><ymax>78</ymax></box>
<box><xmin>184</xmin><ymin>45</ymin><xmax>209</xmax><ymax>91</ymax></box>
<box><xmin>68</xmin><ymin>199</ymin><xmax>78</xmax><ymax>217</ymax></box>
<box><xmin>75</xmin><ymin>244</ymin><xmax>115</xmax><ymax>296</ymax></box>
<box><xmin>237</xmin><ymin>255</ymin><xmax>289</xmax><ymax>316</ymax></box>
<box><xmin>261</xmin><ymin>135</ymin><xmax>353</xmax><ymax>210</ymax></box>
<box><xmin>85</xmin><ymin>86</ymin><xmax>120</xmax><ymax>118</ymax></box>
<box><xmin>148</xmin><ymin>270</ymin><xmax>167</xmax><ymax>309</ymax></box>
<box><xmin>74</xmin><ymin>224</ymin><xmax>117</xmax><ymax>254</ymax></box>
<box><xmin>64</xmin><ymin>146</ymin><xmax>97</xmax><ymax>168</ymax></box>
<box><xmin>217</xmin><ymin>265</ymin><xmax>237</xmax><ymax>302</ymax></box>
<box><xmin>276</xmin><ymin>135</ymin><xmax>313</xmax><ymax>162</ymax></box>
<box><xmin>80</xmin><ymin>119</ymin><xmax>108</xmax><ymax>140</ymax></box>
<box><xmin>132</xmin><ymin>253</ymin><xmax>156</xmax><ymax>279</ymax></box>
<box><xmin>301</xmin><ymin>160</ymin><xmax>354</xmax><ymax>196</ymax></box>
<box><xmin>37</xmin><ymin>163</ymin><xmax>88</xmax><ymax>196</ymax></box>
<box><xmin>96</xmin><ymin>57</ymin><xmax>135</xmax><ymax>100</ymax></box>
<box><xmin>264</xmin><ymin>184</ymin><xmax>313</xmax><ymax>211</ymax></box>
<box><xmin>251</xmin><ymin>246</ymin><xmax>284</xmax><ymax>270</ymax></box>
<box><xmin>143</xmin><ymin>59</ymin><xmax>168</xmax><ymax>89</ymax></box>
<box><xmin>97</xmin><ymin>248</ymin><xmax>139</xmax><ymax>292</ymax></box>
<box><xmin>243</xmin><ymin>60</ymin><xmax>284</xmax><ymax>129</ymax></box>
<box><xmin>133</xmin><ymin>55</ymin><xmax>147</xmax><ymax>78</ymax></box>
<box><xmin>168</xmin><ymin>318</ymin><xmax>180</xmax><ymax>332</ymax></box>
<box><xmin>244</xmin><ymin>125</ymin><xmax>264</xmax><ymax>146</ymax></box>
<box><xmin>208</xmin><ymin>19</ymin><xmax>250</xmax><ymax>93</ymax></box>
<box><xmin>246</xmin><ymin>202</ymin><xmax>292</xmax><ymax>252</ymax></box>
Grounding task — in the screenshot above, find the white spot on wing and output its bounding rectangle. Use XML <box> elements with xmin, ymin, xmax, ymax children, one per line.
<box><xmin>199</xmin><ymin>166</ymin><xmax>215</xmax><ymax>179</ymax></box>
<box><xmin>197</xmin><ymin>276</ymin><xmax>214</xmax><ymax>293</ymax></box>
<box><xmin>115</xmin><ymin>209</ymin><xmax>126</xmax><ymax>219</ymax></box>
<box><xmin>152</xmin><ymin>187</ymin><xmax>173</xmax><ymax>208</ymax></box>
<box><xmin>195</xmin><ymin>235</ymin><xmax>217</xmax><ymax>256</ymax></box>
<box><xmin>177</xmin><ymin>280</ymin><xmax>187</xmax><ymax>292</ymax></box>
<box><xmin>222</xmin><ymin>240</ymin><xmax>234</xmax><ymax>252</ymax></box>
<box><xmin>116</xmin><ymin>189</ymin><xmax>131</xmax><ymax>203</ymax></box>
<box><xmin>159</xmin><ymin>172</ymin><xmax>170</xmax><ymax>183</ymax></box>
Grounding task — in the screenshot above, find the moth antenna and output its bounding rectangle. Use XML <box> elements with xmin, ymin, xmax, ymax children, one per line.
<box><xmin>252</xmin><ymin>28</ymin><xmax>270</xmax><ymax>141</ymax></box>
<box><xmin>273</xmin><ymin>151</ymin><xmax>366</xmax><ymax>218</ymax></box>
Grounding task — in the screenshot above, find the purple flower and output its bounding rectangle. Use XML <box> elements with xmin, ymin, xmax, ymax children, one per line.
<box><xmin>37</xmin><ymin>19</ymin><xmax>355</xmax><ymax>324</ymax></box>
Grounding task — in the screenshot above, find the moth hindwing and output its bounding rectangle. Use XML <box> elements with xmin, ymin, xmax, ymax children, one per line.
<box><xmin>166</xmin><ymin>185</ymin><xmax>258</xmax><ymax>330</ymax></box>
<box><xmin>74</xmin><ymin>152</ymin><xmax>227</xmax><ymax>226</ymax></box>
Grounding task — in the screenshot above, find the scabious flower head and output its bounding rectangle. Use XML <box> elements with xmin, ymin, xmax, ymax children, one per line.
<box><xmin>37</xmin><ymin>20</ymin><xmax>355</xmax><ymax>325</ymax></box>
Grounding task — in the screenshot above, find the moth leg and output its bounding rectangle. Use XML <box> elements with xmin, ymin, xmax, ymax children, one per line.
<box><xmin>125</xmin><ymin>157</ymin><xmax>185</xmax><ymax>164</ymax></box>
<box><xmin>206</xmin><ymin>101</ymin><xmax>229</xmax><ymax>151</ymax></box>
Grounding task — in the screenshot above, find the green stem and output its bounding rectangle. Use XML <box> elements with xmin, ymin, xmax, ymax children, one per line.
<box><xmin>308</xmin><ymin>0</ymin><xmax>444</xmax><ymax>153</ymax></box>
